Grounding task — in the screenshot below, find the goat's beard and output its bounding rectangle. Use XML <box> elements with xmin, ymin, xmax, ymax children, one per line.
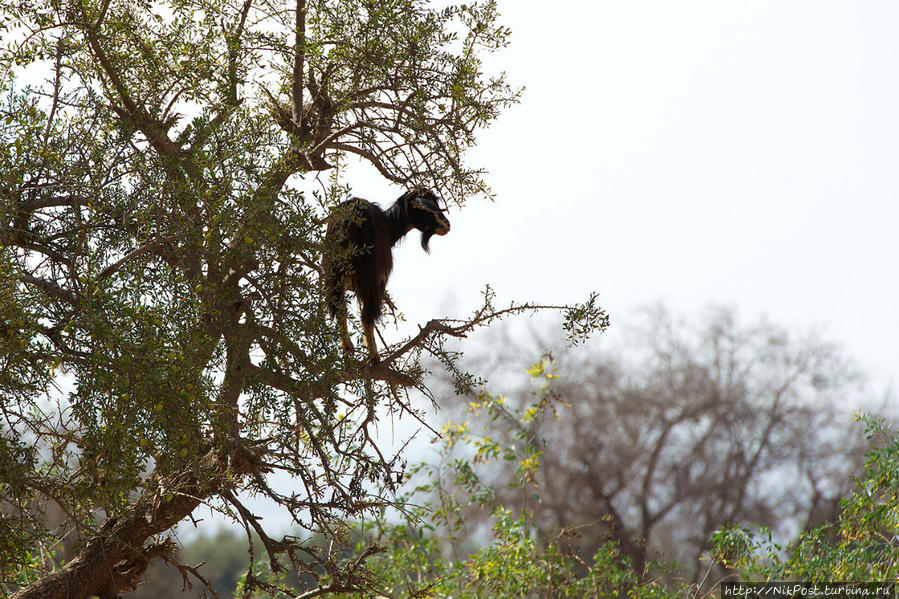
<box><xmin>420</xmin><ymin>230</ymin><xmax>434</xmax><ymax>253</ymax></box>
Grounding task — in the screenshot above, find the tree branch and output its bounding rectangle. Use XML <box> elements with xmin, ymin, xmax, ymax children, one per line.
<box><xmin>97</xmin><ymin>233</ymin><xmax>183</xmax><ymax>280</ymax></box>
<box><xmin>328</xmin><ymin>142</ymin><xmax>407</xmax><ymax>184</ymax></box>
<box><xmin>292</xmin><ymin>0</ymin><xmax>306</xmax><ymax>121</ymax></box>
<box><xmin>20</xmin><ymin>274</ymin><xmax>77</xmax><ymax>305</ymax></box>
<box><xmin>82</xmin><ymin>19</ymin><xmax>182</xmax><ymax>158</ymax></box>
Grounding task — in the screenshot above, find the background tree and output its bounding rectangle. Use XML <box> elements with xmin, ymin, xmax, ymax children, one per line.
<box><xmin>0</xmin><ymin>0</ymin><xmax>605</xmax><ymax>597</ymax></box>
<box><xmin>436</xmin><ymin>307</ymin><xmax>881</xmax><ymax>585</ymax></box>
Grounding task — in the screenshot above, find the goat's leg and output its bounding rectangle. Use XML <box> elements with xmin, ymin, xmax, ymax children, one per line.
<box><xmin>325</xmin><ymin>270</ymin><xmax>354</xmax><ymax>356</ymax></box>
<box><xmin>336</xmin><ymin>303</ymin><xmax>354</xmax><ymax>355</ymax></box>
<box><xmin>362</xmin><ymin>321</ymin><xmax>380</xmax><ymax>364</ymax></box>
<box><xmin>359</xmin><ymin>280</ymin><xmax>384</xmax><ymax>365</ymax></box>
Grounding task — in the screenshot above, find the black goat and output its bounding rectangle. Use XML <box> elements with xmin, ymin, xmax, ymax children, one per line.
<box><xmin>323</xmin><ymin>188</ymin><xmax>451</xmax><ymax>363</ymax></box>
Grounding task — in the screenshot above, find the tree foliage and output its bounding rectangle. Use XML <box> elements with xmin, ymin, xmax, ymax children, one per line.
<box><xmin>713</xmin><ymin>415</ymin><xmax>899</xmax><ymax>581</ymax></box>
<box><xmin>0</xmin><ymin>1</ymin><xmax>606</xmax><ymax>597</ymax></box>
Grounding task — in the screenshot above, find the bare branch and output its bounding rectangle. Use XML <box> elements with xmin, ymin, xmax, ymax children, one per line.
<box><xmin>329</xmin><ymin>142</ymin><xmax>406</xmax><ymax>184</ymax></box>
<box><xmin>20</xmin><ymin>274</ymin><xmax>77</xmax><ymax>305</ymax></box>
<box><xmin>97</xmin><ymin>233</ymin><xmax>183</xmax><ymax>280</ymax></box>
<box><xmin>292</xmin><ymin>0</ymin><xmax>306</xmax><ymax>120</ymax></box>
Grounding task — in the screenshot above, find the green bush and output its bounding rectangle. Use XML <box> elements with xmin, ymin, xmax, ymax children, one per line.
<box><xmin>713</xmin><ymin>414</ymin><xmax>899</xmax><ymax>581</ymax></box>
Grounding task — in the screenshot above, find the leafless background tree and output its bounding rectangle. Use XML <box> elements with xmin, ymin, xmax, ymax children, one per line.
<box><xmin>436</xmin><ymin>306</ymin><xmax>886</xmax><ymax>585</ymax></box>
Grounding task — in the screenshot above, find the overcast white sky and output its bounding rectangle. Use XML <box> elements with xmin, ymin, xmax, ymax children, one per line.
<box><xmin>352</xmin><ymin>0</ymin><xmax>899</xmax><ymax>387</ymax></box>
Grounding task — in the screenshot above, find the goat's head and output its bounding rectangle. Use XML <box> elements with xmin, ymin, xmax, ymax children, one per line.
<box><xmin>400</xmin><ymin>188</ymin><xmax>451</xmax><ymax>252</ymax></box>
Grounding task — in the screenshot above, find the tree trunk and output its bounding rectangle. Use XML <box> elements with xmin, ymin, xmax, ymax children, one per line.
<box><xmin>12</xmin><ymin>445</ymin><xmax>255</xmax><ymax>599</ymax></box>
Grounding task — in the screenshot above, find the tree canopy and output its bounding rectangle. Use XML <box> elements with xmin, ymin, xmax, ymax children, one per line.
<box><xmin>0</xmin><ymin>1</ymin><xmax>605</xmax><ymax>597</ymax></box>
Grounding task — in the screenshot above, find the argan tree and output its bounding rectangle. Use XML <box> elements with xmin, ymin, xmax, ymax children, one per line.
<box><xmin>0</xmin><ymin>1</ymin><xmax>605</xmax><ymax>597</ymax></box>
